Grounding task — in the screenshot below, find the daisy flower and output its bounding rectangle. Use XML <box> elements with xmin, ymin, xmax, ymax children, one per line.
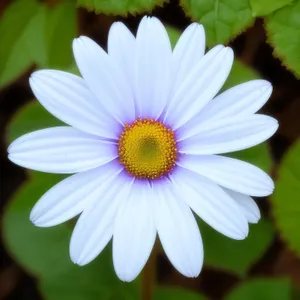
<box><xmin>8</xmin><ymin>16</ymin><xmax>278</xmax><ymax>282</ymax></box>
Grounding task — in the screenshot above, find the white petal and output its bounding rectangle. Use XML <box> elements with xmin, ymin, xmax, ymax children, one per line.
<box><xmin>164</xmin><ymin>46</ymin><xmax>234</xmax><ymax>129</ymax></box>
<box><xmin>70</xmin><ymin>172</ymin><xmax>129</xmax><ymax>266</ymax></box>
<box><xmin>171</xmin><ymin>169</ymin><xmax>249</xmax><ymax>240</ymax></box>
<box><xmin>153</xmin><ymin>182</ymin><xmax>203</xmax><ymax>277</ymax></box>
<box><xmin>30</xmin><ymin>161</ymin><xmax>122</xmax><ymax>227</ymax></box>
<box><xmin>113</xmin><ymin>180</ymin><xmax>156</xmax><ymax>282</ymax></box>
<box><xmin>8</xmin><ymin>127</ymin><xmax>117</xmax><ymax>173</ymax></box>
<box><xmin>198</xmin><ymin>80</ymin><xmax>273</xmax><ymax>124</ymax></box>
<box><xmin>73</xmin><ymin>36</ymin><xmax>135</xmax><ymax>124</ymax></box>
<box><xmin>178</xmin><ymin>155</ymin><xmax>274</xmax><ymax>196</ymax></box>
<box><xmin>171</xmin><ymin>23</ymin><xmax>205</xmax><ymax>95</ymax></box>
<box><xmin>178</xmin><ymin>114</ymin><xmax>278</xmax><ymax>154</ymax></box>
<box><xmin>29</xmin><ymin>70</ymin><xmax>120</xmax><ymax>139</ymax></box>
<box><xmin>224</xmin><ymin>189</ymin><xmax>261</xmax><ymax>224</ymax></box>
<box><xmin>134</xmin><ymin>16</ymin><xmax>172</xmax><ymax>119</ymax></box>
<box><xmin>108</xmin><ymin>22</ymin><xmax>135</xmax><ymax>94</ymax></box>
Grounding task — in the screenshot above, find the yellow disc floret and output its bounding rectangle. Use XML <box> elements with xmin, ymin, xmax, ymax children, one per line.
<box><xmin>118</xmin><ymin>118</ymin><xmax>177</xmax><ymax>179</ymax></box>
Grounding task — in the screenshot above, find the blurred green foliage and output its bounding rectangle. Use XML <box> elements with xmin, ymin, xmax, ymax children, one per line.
<box><xmin>199</xmin><ymin>219</ymin><xmax>274</xmax><ymax>276</ymax></box>
<box><xmin>0</xmin><ymin>0</ymin><xmax>42</xmax><ymax>87</ymax></box>
<box><xmin>180</xmin><ymin>0</ymin><xmax>254</xmax><ymax>47</ymax></box>
<box><xmin>154</xmin><ymin>287</ymin><xmax>206</xmax><ymax>299</ymax></box>
<box><xmin>0</xmin><ymin>0</ymin><xmax>76</xmax><ymax>89</ymax></box>
<box><xmin>265</xmin><ymin>1</ymin><xmax>300</xmax><ymax>78</ymax></box>
<box><xmin>272</xmin><ymin>140</ymin><xmax>300</xmax><ymax>255</ymax></box>
<box><xmin>40</xmin><ymin>1</ymin><xmax>76</xmax><ymax>68</ymax></box>
<box><xmin>77</xmin><ymin>0</ymin><xmax>166</xmax><ymax>15</ymax></box>
<box><xmin>225</xmin><ymin>278</ymin><xmax>292</xmax><ymax>300</ymax></box>
<box><xmin>250</xmin><ymin>0</ymin><xmax>294</xmax><ymax>16</ymax></box>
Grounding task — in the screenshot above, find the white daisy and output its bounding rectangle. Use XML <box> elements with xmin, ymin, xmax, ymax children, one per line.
<box><xmin>8</xmin><ymin>16</ymin><xmax>278</xmax><ymax>282</ymax></box>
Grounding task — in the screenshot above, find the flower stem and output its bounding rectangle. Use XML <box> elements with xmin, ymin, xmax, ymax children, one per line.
<box><xmin>141</xmin><ymin>246</ymin><xmax>157</xmax><ymax>300</ymax></box>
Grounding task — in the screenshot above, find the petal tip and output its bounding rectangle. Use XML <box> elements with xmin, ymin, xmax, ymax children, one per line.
<box><xmin>234</xmin><ymin>233</ymin><xmax>248</xmax><ymax>240</ymax></box>
<box><xmin>29</xmin><ymin>204</ymin><xmax>43</xmax><ymax>225</ymax></box>
<box><xmin>29</xmin><ymin>70</ymin><xmax>51</xmax><ymax>88</ymax></box>
<box><xmin>7</xmin><ymin>143</ymin><xmax>14</xmax><ymax>154</ymax></box>
<box><xmin>74</xmin><ymin>258</ymin><xmax>86</xmax><ymax>267</ymax></box>
<box><xmin>255</xmin><ymin>80</ymin><xmax>273</xmax><ymax>100</ymax></box>
<box><xmin>248</xmin><ymin>206</ymin><xmax>261</xmax><ymax>224</ymax></box>
<box><xmin>29</xmin><ymin>74</ymin><xmax>37</xmax><ymax>86</ymax></box>
<box><xmin>29</xmin><ymin>71</ymin><xmax>40</xmax><ymax>80</ymax></box>
<box><xmin>69</xmin><ymin>248</ymin><xmax>80</xmax><ymax>265</ymax></box>
<box><xmin>189</xmin><ymin>22</ymin><xmax>204</xmax><ymax>30</ymax></box>
<box><xmin>7</xmin><ymin>153</ymin><xmax>18</xmax><ymax>163</ymax></box>
<box><xmin>261</xmin><ymin>79</ymin><xmax>272</xmax><ymax>89</ymax></box>
<box><xmin>29</xmin><ymin>70</ymin><xmax>52</xmax><ymax>86</ymax></box>
<box><xmin>116</xmin><ymin>271</ymin><xmax>137</xmax><ymax>282</ymax></box>
<box><xmin>30</xmin><ymin>216</ymin><xmax>40</xmax><ymax>227</ymax></box>
<box><xmin>72</xmin><ymin>36</ymin><xmax>87</xmax><ymax>49</ymax></box>
<box><xmin>189</xmin><ymin>23</ymin><xmax>205</xmax><ymax>39</ymax></box>
<box><xmin>72</xmin><ymin>37</ymin><xmax>81</xmax><ymax>48</ymax></box>
<box><xmin>230</xmin><ymin>221</ymin><xmax>249</xmax><ymax>240</ymax></box>
<box><xmin>225</xmin><ymin>47</ymin><xmax>234</xmax><ymax>60</ymax></box>
<box><xmin>110</xmin><ymin>21</ymin><xmax>124</xmax><ymax>31</ymax></box>
<box><xmin>30</xmin><ymin>208</ymin><xmax>55</xmax><ymax>228</ymax></box>
<box><xmin>69</xmin><ymin>241</ymin><xmax>91</xmax><ymax>267</ymax></box>
<box><xmin>30</xmin><ymin>215</ymin><xmax>47</xmax><ymax>228</ymax></box>
<box><xmin>250</xmin><ymin>216</ymin><xmax>260</xmax><ymax>224</ymax></box>
<box><xmin>241</xmin><ymin>229</ymin><xmax>249</xmax><ymax>240</ymax></box>
<box><xmin>180</xmin><ymin>266</ymin><xmax>201</xmax><ymax>278</ymax></box>
<box><xmin>270</xmin><ymin>118</ymin><xmax>279</xmax><ymax>135</ymax></box>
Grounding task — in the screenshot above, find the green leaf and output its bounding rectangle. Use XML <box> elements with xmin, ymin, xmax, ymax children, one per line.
<box><xmin>41</xmin><ymin>278</ymin><xmax>137</xmax><ymax>300</ymax></box>
<box><xmin>0</xmin><ymin>0</ymin><xmax>41</xmax><ymax>88</ymax></box>
<box><xmin>272</xmin><ymin>139</ymin><xmax>300</xmax><ymax>255</ymax></box>
<box><xmin>154</xmin><ymin>287</ymin><xmax>206</xmax><ymax>300</ymax></box>
<box><xmin>41</xmin><ymin>280</ymin><xmax>110</xmax><ymax>300</ymax></box>
<box><xmin>25</xmin><ymin>6</ymin><xmax>48</xmax><ymax>68</ymax></box>
<box><xmin>43</xmin><ymin>1</ymin><xmax>77</xmax><ymax>69</ymax></box>
<box><xmin>77</xmin><ymin>0</ymin><xmax>166</xmax><ymax>15</ymax></box>
<box><xmin>199</xmin><ymin>219</ymin><xmax>274</xmax><ymax>276</ymax></box>
<box><xmin>180</xmin><ymin>0</ymin><xmax>254</xmax><ymax>47</ymax></box>
<box><xmin>3</xmin><ymin>173</ymin><xmax>68</xmax><ymax>278</ymax></box>
<box><xmin>250</xmin><ymin>0</ymin><xmax>294</xmax><ymax>17</ymax></box>
<box><xmin>0</xmin><ymin>0</ymin><xmax>77</xmax><ymax>88</ymax></box>
<box><xmin>7</xmin><ymin>101</ymin><xmax>64</xmax><ymax>144</ymax></box>
<box><xmin>265</xmin><ymin>1</ymin><xmax>300</xmax><ymax>78</ymax></box>
<box><xmin>225</xmin><ymin>278</ymin><xmax>292</xmax><ymax>300</ymax></box>
<box><xmin>293</xmin><ymin>288</ymin><xmax>300</xmax><ymax>299</ymax></box>
<box><xmin>0</xmin><ymin>0</ymin><xmax>76</xmax><ymax>87</ymax></box>
<box><xmin>3</xmin><ymin>173</ymin><xmax>139</xmax><ymax>298</ymax></box>
<box><xmin>40</xmin><ymin>254</ymin><xmax>138</xmax><ymax>300</ymax></box>
<box><xmin>26</xmin><ymin>1</ymin><xmax>77</xmax><ymax>69</ymax></box>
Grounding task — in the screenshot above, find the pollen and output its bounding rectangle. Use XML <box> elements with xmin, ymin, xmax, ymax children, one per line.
<box><xmin>118</xmin><ymin>118</ymin><xmax>178</xmax><ymax>179</ymax></box>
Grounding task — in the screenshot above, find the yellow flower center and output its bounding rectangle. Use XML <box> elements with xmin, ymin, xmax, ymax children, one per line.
<box><xmin>118</xmin><ymin>118</ymin><xmax>177</xmax><ymax>179</ymax></box>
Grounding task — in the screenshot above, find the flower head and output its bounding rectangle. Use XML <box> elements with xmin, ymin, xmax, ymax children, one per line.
<box><xmin>8</xmin><ymin>16</ymin><xmax>278</xmax><ymax>281</ymax></box>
